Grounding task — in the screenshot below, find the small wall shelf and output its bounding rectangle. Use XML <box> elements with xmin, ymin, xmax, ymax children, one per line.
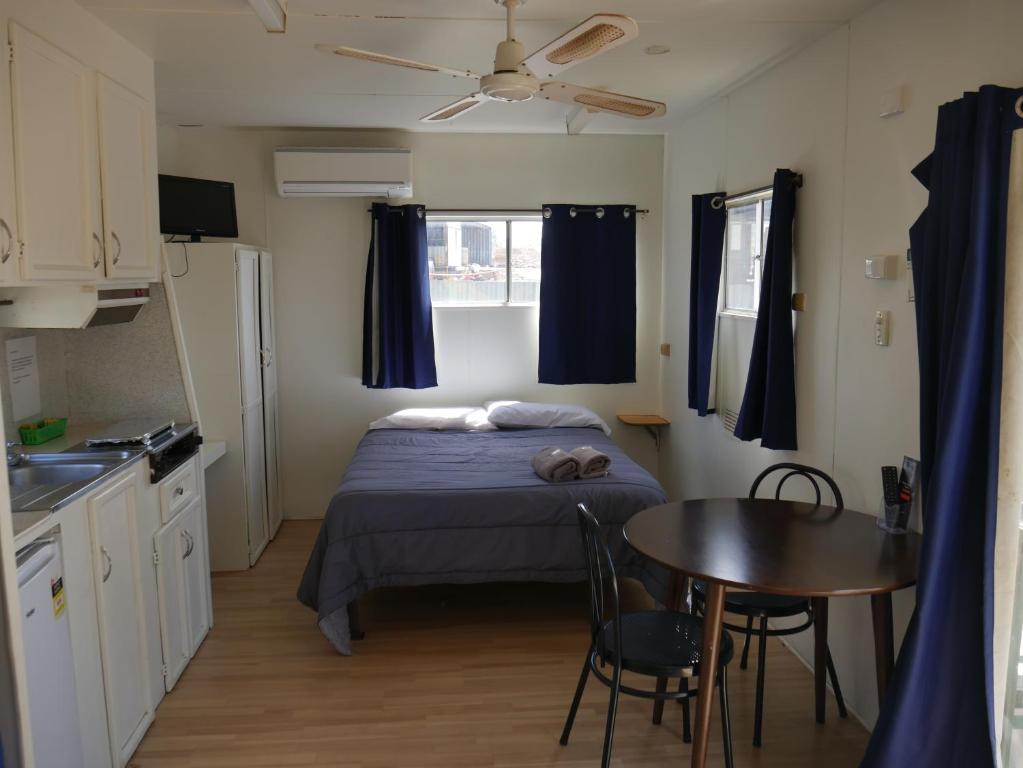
<box><xmin>617</xmin><ymin>414</ymin><xmax>671</xmax><ymax>450</ymax></box>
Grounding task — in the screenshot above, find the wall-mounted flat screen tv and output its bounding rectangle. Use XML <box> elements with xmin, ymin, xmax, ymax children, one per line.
<box><xmin>158</xmin><ymin>174</ymin><xmax>239</xmax><ymax>241</ymax></box>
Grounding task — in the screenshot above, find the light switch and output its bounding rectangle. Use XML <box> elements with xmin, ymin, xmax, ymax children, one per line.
<box><xmin>875</xmin><ymin>310</ymin><xmax>890</xmax><ymax>346</ymax></box>
<box><xmin>880</xmin><ymin>86</ymin><xmax>905</xmax><ymax>118</ymax></box>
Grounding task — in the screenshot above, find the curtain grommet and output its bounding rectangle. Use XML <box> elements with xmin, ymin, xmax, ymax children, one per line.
<box><xmin>623</xmin><ymin>208</ymin><xmax>631</xmax><ymax>219</ymax></box>
<box><xmin>569</xmin><ymin>207</ymin><xmax>578</xmax><ymax>218</ymax></box>
<box><xmin>595</xmin><ymin>207</ymin><xmax>605</xmax><ymax>219</ymax></box>
<box><xmin>416</xmin><ymin>207</ymin><xmax>425</xmax><ymax>219</ymax></box>
<box><xmin>542</xmin><ymin>207</ymin><xmax>552</xmax><ymax>219</ymax></box>
<box><xmin>1016</xmin><ymin>95</ymin><xmax>1023</xmax><ymax>119</ymax></box>
<box><xmin>711</xmin><ymin>196</ymin><xmax>724</xmax><ymax>210</ymax></box>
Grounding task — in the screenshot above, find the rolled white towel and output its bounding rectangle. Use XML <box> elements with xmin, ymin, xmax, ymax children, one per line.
<box><xmin>531</xmin><ymin>447</ymin><xmax>580</xmax><ymax>483</ymax></box>
<box><xmin>571</xmin><ymin>446</ymin><xmax>611</xmax><ymax>479</ymax></box>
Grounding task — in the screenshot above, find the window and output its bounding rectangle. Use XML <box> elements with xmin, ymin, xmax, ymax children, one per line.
<box><xmin>426</xmin><ymin>215</ymin><xmax>542</xmax><ymax>306</ymax></box>
<box><xmin>723</xmin><ymin>192</ymin><xmax>772</xmax><ymax>315</ymax></box>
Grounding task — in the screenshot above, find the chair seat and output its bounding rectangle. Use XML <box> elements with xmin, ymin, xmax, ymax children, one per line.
<box><xmin>600</xmin><ymin>610</ymin><xmax>734</xmax><ymax>678</ymax></box>
<box><xmin>692</xmin><ymin>581</ymin><xmax>811</xmax><ymax>618</ymax></box>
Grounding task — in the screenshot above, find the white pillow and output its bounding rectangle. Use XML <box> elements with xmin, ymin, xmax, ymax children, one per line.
<box><xmin>485</xmin><ymin>401</ymin><xmax>611</xmax><ymax>435</ymax></box>
<box><xmin>369</xmin><ymin>407</ymin><xmax>496</xmax><ymax>432</ymax></box>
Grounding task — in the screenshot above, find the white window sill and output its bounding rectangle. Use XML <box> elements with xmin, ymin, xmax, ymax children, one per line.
<box><xmin>432</xmin><ymin>302</ymin><xmax>538</xmax><ymax>310</ymax></box>
<box><xmin>719</xmin><ymin>309</ymin><xmax>759</xmax><ymax>320</ymax></box>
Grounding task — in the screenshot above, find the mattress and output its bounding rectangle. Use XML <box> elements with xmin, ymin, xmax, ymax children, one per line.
<box><xmin>297</xmin><ymin>427</ymin><xmax>670</xmax><ymax>654</ymax></box>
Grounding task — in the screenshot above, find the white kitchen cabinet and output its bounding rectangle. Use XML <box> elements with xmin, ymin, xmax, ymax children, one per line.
<box><xmin>153</xmin><ymin>510</ymin><xmax>190</xmax><ymax>692</ymax></box>
<box><xmin>180</xmin><ymin>498</ymin><xmax>210</xmax><ymax>653</ymax></box>
<box><xmin>8</xmin><ymin>23</ymin><xmax>103</xmax><ymax>282</ymax></box>
<box><xmin>167</xmin><ymin>243</ymin><xmax>281</xmax><ymax>571</ymax></box>
<box><xmin>0</xmin><ymin>17</ymin><xmax>21</xmax><ymax>283</ymax></box>
<box><xmin>96</xmin><ymin>74</ymin><xmax>159</xmax><ymax>281</ymax></box>
<box><xmin>87</xmin><ymin>471</ymin><xmax>153</xmax><ymax>767</ymax></box>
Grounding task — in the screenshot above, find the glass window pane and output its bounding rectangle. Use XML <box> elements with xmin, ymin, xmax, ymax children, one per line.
<box><xmin>427</xmin><ymin>220</ymin><xmax>506</xmax><ymax>304</ymax></box>
<box><xmin>724</xmin><ymin>202</ymin><xmax>759</xmax><ymax>311</ymax></box>
<box><xmin>510</xmin><ymin>219</ymin><xmax>542</xmax><ymax>304</ymax></box>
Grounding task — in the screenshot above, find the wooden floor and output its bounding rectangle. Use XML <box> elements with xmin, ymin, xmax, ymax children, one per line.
<box><xmin>130</xmin><ymin>521</ymin><xmax>869</xmax><ymax>767</ymax></box>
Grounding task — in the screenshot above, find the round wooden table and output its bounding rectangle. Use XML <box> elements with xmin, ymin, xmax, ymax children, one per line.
<box><xmin>623</xmin><ymin>498</ymin><xmax>921</xmax><ymax>768</ymax></box>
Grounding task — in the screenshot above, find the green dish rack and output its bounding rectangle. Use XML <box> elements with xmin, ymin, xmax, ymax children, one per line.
<box><xmin>18</xmin><ymin>417</ymin><xmax>68</xmax><ymax>446</ymax></box>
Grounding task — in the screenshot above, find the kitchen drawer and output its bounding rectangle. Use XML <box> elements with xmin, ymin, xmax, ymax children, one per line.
<box><xmin>158</xmin><ymin>458</ymin><xmax>199</xmax><ymax>524</ymax></box>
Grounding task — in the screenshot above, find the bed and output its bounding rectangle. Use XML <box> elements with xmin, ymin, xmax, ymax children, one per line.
<box><xmin>297</xmin><ymin>426</ymin><xmax>670</xmax><ymax>654</ymax></box>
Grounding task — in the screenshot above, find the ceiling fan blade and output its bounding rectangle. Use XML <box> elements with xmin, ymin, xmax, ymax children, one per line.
<box><xmin>420</xmin><ymin>94</ymin><xmax>487</xmax><ymax>123</ymax></box>
<box><xmin>316</xmin><ymin>45</ymin><xmax>481</xmax><ymax>80</ymax></box>
<box><xmin>540</xmin><ymin>82</ymin><xmax>666</xmax><ymax>119</ymax></box>
<box><xmin>521</xmin><ymin>14</ymin><xmax>639</xmax><ymax>80</ymax></box>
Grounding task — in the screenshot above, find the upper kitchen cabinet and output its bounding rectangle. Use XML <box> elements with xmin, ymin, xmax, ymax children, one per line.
<box><xmin>5</xmin><ymin>20</ymin><xmax>160</xmax><ymax>284</ymax></box>
<box><xmin>8</xmin><ymin>23</ymin><xmax>103</xmax><ymax>282</ymax></box>
<box><xmin>97</xmin><ymin>75</ymin><xmax>159</xmax><ymax>281</ymax></box>
<box><xmin>0</xmin><ymin>18</ymin><xmax>20</xmax><ymax>283</ymax></box>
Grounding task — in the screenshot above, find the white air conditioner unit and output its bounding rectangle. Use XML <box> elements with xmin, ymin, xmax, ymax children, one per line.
<box><xmin>274</xmin><ymin>147</ymin><xmax>413</xmax><ymax>198</ymax></box>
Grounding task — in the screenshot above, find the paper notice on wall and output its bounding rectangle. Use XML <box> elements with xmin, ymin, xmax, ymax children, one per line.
<box><xmin>6</xmin><ymin>336</ymin><xmax>40</xmax><ymax>422</ymax></box>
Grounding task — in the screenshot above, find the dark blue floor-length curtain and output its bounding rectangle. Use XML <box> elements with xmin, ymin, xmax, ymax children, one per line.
<box><xmin>362</xmin><ymin>202</ymin><xmax>438</xmax><ymax>389</ymax></box>
<box><xmin>733</xmin><ymin>169</ymin><xmax>798</xmax><ymax>449</ymax></box>
<box><xmin>863</xmin><ymin>85</ymin><xmax>1022</xmax><ymax>768</ymax></box>
<box><xmin>538</xmin><ymin>204</ymin><xmax>636</xmax><ymax>384</ymax></box>
<box><xmin>688</xmin><ymin>192</ymin><xmax>726</xmax><ymax>415</ymax></box>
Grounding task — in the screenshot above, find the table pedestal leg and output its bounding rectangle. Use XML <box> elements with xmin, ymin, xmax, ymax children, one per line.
<box><xmin>871</xmin><ymin>593</ymin><xmax>895</xmax><ymax>705</ymax></box>
<box><xmin>653</xmin><ymin>572</ymin><xmax>686</xmax><ymax>724</ymax></box>
<box><xmin>812</xmin><ymin>596</ymin><xmax>828</xmax><ymax>724</ymax></box>
<box><xmin>692</xmin><ymin>581</ymin><xmax>725</xmax><ymax>768</ymax></box>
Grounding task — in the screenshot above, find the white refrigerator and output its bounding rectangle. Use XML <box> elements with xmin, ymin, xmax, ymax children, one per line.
<box><xmin>17</xmin><ymin>539</ymin><xmax>84</xmax><ymax>768</ymax></box>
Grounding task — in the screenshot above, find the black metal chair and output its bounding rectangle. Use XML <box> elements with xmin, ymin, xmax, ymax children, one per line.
<box><xmin>691</xmin><ymin>462</ymin><xmax>849</xmax><ymax>748</ymax></box>
<box><xmin>560</xmin><ymin>503</ymin><xmax>735</xmax><ymax>768</ymax></box>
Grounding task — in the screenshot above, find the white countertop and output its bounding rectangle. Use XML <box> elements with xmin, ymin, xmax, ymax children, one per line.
<box><xmin>201</xmin><ymin>440</ymin><xmax>227</xmax><ymax>469</ymax></box>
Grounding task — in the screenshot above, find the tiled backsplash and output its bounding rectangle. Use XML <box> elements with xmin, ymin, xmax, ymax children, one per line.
<box><xmin>0</xmin><ymin>283</ymin><xmax>191</xmax><ymax>441</ymax></box>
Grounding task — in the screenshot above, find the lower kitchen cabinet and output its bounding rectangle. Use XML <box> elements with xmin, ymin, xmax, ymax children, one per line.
<box><xmin>87</xmin><ymin>470</ymin><xmax>153</xmax><ymax>766</ymax></box>
<box><xmin>154</xmin><ymin>495</ymin><xmax>209</xmax><ymax>692</ymax></box>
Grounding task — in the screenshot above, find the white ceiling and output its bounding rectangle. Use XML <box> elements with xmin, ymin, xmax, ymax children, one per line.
<box><xmin>79</xmin><ymin>0</ymin><xmax>880</xmax><ymax>133</ymax></box>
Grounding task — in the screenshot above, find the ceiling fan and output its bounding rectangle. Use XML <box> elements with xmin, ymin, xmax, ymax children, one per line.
<box><xmin>316</xmin><ymin>0</ymin><xmax>666</xmax><ymax>123</ymax></box>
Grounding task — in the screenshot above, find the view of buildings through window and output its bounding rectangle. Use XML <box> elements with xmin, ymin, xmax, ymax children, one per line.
<box><xmin>724</xmin><ymin>194</ymin><xmax>772</xmax><ymax>314</ymax></box>
<box><xmin>426</xmin><ymin>217</ymin><xmax>543</xmax><ymax>305</ymax></box>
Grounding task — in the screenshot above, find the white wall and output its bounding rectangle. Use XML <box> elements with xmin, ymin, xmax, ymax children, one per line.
<box><xmin>158</xmin><ymin>129</ymin><xmax>665</xmax><ymax>521</ymax></box>
<box><xmin>660</xmin><ymin>0</ymin><xmax>1023</xmax><ymax>731</ymax></box>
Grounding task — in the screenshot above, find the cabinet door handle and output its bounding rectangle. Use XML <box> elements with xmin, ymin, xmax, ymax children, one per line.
<box><xmin>111</xmin><ymin>231</ymin><xmax>122</xmax><ymax>265</ymax></box>
<box><xmin>181</xmin><ymin>530</ymin><xmax>194</xmax><ymax>559</ymax></box>
<box><xmin>100</xmin><ymin>546</ymin><xmax>113</xmax><ymax>583</ymax></box>
<box><xmin>92</xmin><ymin>232</ymin><xmax>103</xmax><ymax>269</ymax></box>
<box><xmin>0</xmin><ymin>218</ymin><xmax>12</xmax><ymax>264</ymax></box>
<box><xmin>174</xmin><ymin>486</ymin><xmax>185</xmax><ymax>497</ymax></box>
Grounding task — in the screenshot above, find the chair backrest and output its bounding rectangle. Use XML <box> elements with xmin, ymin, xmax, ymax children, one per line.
<box><xmin>749</xmin><ymin>462</ymin><xmax>845</xmax><ymax>510</ymax></box>
<box><xmin>576</xmin><ymin>503</ymin><xmax>622</xmax><ymax>660</ymax></box>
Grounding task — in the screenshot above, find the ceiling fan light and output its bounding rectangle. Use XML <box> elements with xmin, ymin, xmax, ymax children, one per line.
<box><xmin>547</xmin><ymin>24</ymin><xmax>625</xmax><ymax>65</ymax></box>
<box><xmin>573</xmin><ymin>93</ymin><xmax>656</xmax><ymax>117</ymax></box>
<box><xmin>248</xmin><ymin>0</ymin><xmax>286</xmax><ymax>33</ymax></box>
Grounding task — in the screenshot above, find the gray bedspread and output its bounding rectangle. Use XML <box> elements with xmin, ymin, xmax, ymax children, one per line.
<box><xmin>297</xmin><ymin>427</ymin><xmax>670</xmax><ymax>654</ymax></box>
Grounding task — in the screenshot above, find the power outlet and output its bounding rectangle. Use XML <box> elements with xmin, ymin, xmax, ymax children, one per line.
<box><xmin>875</xmin><ymin>310</ymin><xmax>890</xmax><ymax>346</ymax></box>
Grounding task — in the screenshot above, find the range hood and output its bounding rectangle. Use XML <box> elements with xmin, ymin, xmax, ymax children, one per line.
<box><xmin>0</xmin><ymin>284</ymin><xmax>150</xmax><ymax>329</ymax></box>
<box><xmin>88</xmin><ymin>286</ymin><xmax>150</xmax><ymax>327</ymax></box>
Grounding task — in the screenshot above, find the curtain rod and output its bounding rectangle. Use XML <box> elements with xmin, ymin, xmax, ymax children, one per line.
<box><xmin>717</xmin><ymin>174</ymin><xmax>804</xmax><ymax>207</ymax></box>
<box><xmin>366</xmin><ymin>206</ymin><xmax>650</xmax><ymax>216</ymax></box>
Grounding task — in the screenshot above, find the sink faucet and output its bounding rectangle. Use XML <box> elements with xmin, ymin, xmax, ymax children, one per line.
<box><xmin>6</xmin><ymin>441</ymin><xmax>23</xmax><ymax>467</ymax></box>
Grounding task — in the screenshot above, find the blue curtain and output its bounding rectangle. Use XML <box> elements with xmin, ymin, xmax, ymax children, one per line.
<box><xmin>688</xmin><ymin>192</ymin><xmax>726</xmax><ymax>415</ymax></box>
<box><xmin>538</xmin><ymin>204</ymin><xmax>636</xmax><ymax>384</ymax></box>
<box><xmin>733</xmin><ymin>169</ymin><xmax>799</xmax><ymax>450</ymax></box>
<box><xmin>863</xmin><ymin>85</ymin><xmax>1022</xmax><ymax>767</ymax></box>
<box><xmin>362</xmin><ymin>203</ymin><xmax>438</xmax><ymax>389</ymax></box>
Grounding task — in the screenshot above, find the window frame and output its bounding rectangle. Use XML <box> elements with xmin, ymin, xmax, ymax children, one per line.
<box><xmin>720</xmin><ymin>189</ymin><xmax>773</xmax><ymax>320</ymax></box>
<box><xmin>425</xmin><ymin>213</ymin><xmax>543</xmax><ymax>308</ymax></box>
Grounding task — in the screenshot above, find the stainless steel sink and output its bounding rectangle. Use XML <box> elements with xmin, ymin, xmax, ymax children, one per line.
<box><xmin>10</xmin><ymin>463</ymin><xmax>114</xmax><ymax>491</ymax></box>
<box><xmin>8</xmin><ymin>450</ymin><xmax>143</xmax><ymax>515</ymax></box>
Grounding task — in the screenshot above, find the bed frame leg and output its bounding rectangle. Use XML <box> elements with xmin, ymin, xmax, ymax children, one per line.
<box><xmin>348</xmin><ymin>600</ymin><xmax>366</xmax><ymax>641</ymax></box>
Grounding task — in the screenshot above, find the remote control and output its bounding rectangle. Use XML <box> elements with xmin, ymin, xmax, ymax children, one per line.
<box><xmin>882</xmin><ymin>466</ymin><xmax>900</xmax><ymax>505</ymax></box>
